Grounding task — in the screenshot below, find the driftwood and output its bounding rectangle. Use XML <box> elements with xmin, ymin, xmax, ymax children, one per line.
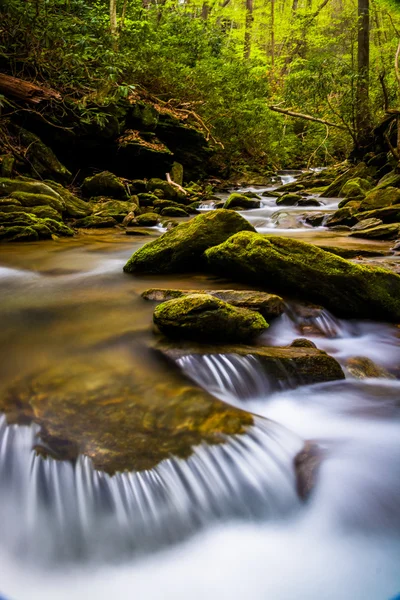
<box><xmin>166</xmin><ymin>172</ymin><xmax>187</xmax><ymax>195</ymax></box>
<box><xmin>0</xmin><ymin>74</ymin><xmax>61</xmax><ymax>105</ymax></box>
<box><xmin>268</xmin><ymin>105</ymin><xmax>346</xmax><ymax>130</ymax></box>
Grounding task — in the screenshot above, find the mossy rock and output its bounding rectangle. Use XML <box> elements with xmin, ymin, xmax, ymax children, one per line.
<box><xmin>147</xmin><ymin>178</ymin><xmax>177</xmax><ymax>200</ymax></box>
<box><xmin>43</xmin><ymin>180</ymin><xmax>92</xmax><ymax>218</ymax></box>
<box><xmin>171</xmin><ymin>162</ymin><xmax>184</xmax><ymax>186</ymax></box>
<box><xmin>0</xmin><ymin>197</ymin><xmax>21</xmax><ymax>207</ymax></box>
<box><xmin>75</xmin><ymin>215</ymin><xmax>118</xmax><ymax>228</ymax></box>
<box><xmin>153</xmin><ymin>199</ymin><xmax>187</xmax><ymax>211</ymax></box>
<box><xmin>123</xmin><ymin>209</ymin><xmax>255</xmax><ymax>275</ymax></box>
<box><xmin>325</xmin><ymin>207</ymin><xmax>359</xmax><ymax>227</ymax></box>
<box><xmin>0</xmin><ymin>211</ymin><xmax>73</xmax><ymax>240</ymax></box>
<box><xmin>137</xmin><ymin>192</ymin><xmax>158</xmax><ymax>206</ymax></box>
<box><xmin>340</xmin><ymin>177</ymin><xmax>371</xmax><ymax>199</ymax></box>
<box><xmin>204</xmin><ymin>232</ymin><xmax>400</xmax><ymax>321</ymax></box>
<box><xmin>0</xmin><ymin>225</ymin><xmax>39</xmax><ymax>242</ymax></box>
<box><xmin>353</xmin><ymin>206</ymin><xmax>400</xmax><ymax>224</ymax></box>
<box><xmin>9</xmin><ymin>191</ymin><xmax>64</xmax><ymax>213</ymax></box>
<box><xmin>82</xmin><ymin>171</ymin><xmax>127</xmax><ymax>199</ymax></box>
<box><xmin>129</xmin><ymin>179</ymin><xmax>147</xmax><ymax>194</ymax></box>
<box><xmin>0</xmin><ymin>178</ymin><xmax>62</xmax><ymax>201</ymax></box>
<box><xmin>224</xmin><ymin>193</ymin><xmax>260</xmax><ymax>210</ymax></box>
<box><xmin>134</xmin><ymin>212</ymin><xmax>160</xmax><ymax>226</ymax></box>
<box><xmin>160</xmin><ymin>206</ymin><xmax>189</xmax><ymax>217</ymax></box>
<box><xmin>243</xmin><ymin>191</ymin><xmax>262</xmax><ymax>199</ymax></box>
<box><xmin>153</xmin><ymin>294</ymin><xmax>268</xmax><ymax>342</ymax></box>
<box><xmin>142</xmin><ymin>288</ymin><xmax>284</xmax><ymax>320</ymax></box>
<box><xmin>349</xmin><ymin>223</ymin><xmax>400</xmax><ymax>240</ymax></box>
<box><xmin>296</xmin><ymin>198</ymin><xmax>321</xmax><ymax>207</ymax></box>
<box><xmin>345</xmin><ymin>356</ymin><xmax>393</xmax><ymax>379</ymax></box>
<box><xmin>351</xmin><ymin>218</ymin><xmax>383</xmax><ymax>232</ymax></box>
<box><xmin>1</xmin><ymin>155</ymin><xmax>15</xmax><ymax>178</ymax></box>
<box><xmin>187</xmin><ymin>202</ymin><xmax>201</xmax><ymax>213</ymax></box>
<box><xmin>324</xmin><ymin>163</ymin><xmax>370</xmax><ymax>198</ymax></box>
<box><xmin>276</xmin><ymin>193</ymin><xmax>302</xmax><ymax>206</ymax></box>
<box><xmin>90</xmin><ymin>199</ymin><xmax>138</xmax><ymax>222</ymax></box>
<box><xmin>358</xmin><ymin>186</ymin><xmax>400</xmax><ymax>212</ymax></box>
<box><xmin>374</xmin><ymin>171</ymin><xmax>400</xmax><ymax>191</ymax></box>
<box><xmin>0</xmin><ymin>351</ymin><xmax>254</xmax><ymax>473</ymax></box>
<box><xmin>305</xmin><ymin>213</ymin><xmax>325</xmax><ymax>227</ymax></box>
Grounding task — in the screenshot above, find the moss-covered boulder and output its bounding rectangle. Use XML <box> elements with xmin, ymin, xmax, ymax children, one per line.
<box><xmin>134</xmin><ymin>212</ymin><xmax>160</xmax><ymax>226</ymax></box>
<box><xmin>349</xmin><ymin>223</ymin><xmax>400</xmax><ymax>240</ymax></box>
<box><xmin>0</xmin><ymin>178</ymin><xmax>62</xmax><ymax>201</ymax></box>
<box><xmin>44</xmin><ymin>180</ymin><xmax>92</xmax><ymax>219</ymax></box>
<box><xmin>374</xmin><ymin>171</ymin><xmax>400</xmax><ymax>191</ymax></box>
<box><xmin>154</xmin><ymin>294</ymin><xmax>268</xmax><ymax>342</ymax></box>
<box><xmin>276</xmin><ymin>193</ymin><xmax>303</xmax><ymax>206</ymax></box>
<box><xmin>147</xmin><ymin>178</ymin><xmax>178</xmax><ymax>200</ymax></box>
<box><xmin>0</xmin><ymin>225</ymin><xmax>39</xmax><ymax>242</ymax></box>
<box><xmin>82</xmin><ymin>171</ymin><xmax>127</xmax><ymax>199</ymax></box>
<box><xmin>160</xmin><ymin>206</ymin><xmax>189</xmax><ymax>217</ymax></box>
<box><xmin>351</xmin><ymin>218</ymin><xmax>383</xmax><ymax>232</ymax></box>
<box><xmin>123</xmin><ymin>209</ymin><xmax>255</xmax><ymax>274</ymax></box>
<box><xmin>357</xmin><ymin>186</ymin><xmax>400</xmax><ymax>212</ymax></box>
<box><xmin>340</xmin><ymin>177</ymin><xmax>371</xmax><ymax>198</ymax></box>
<box><xmin>74</xmin><ymin>215</ymin><xmax>118</xmax><ymax>228</ymax></box>
<box><xmin>0</xmin><ymin>211</ymin><xmax>73</xmax><ymax>240</ymax></box>
<box><xmin>137</xmin><ymin>192</ymin><xmax>158</xmax><ymax>206</ymax></box>
<box><xmin>129</xmin><ymin>179</ymin><xmax>147</xmax><ymax>194</ymax></box>
<box><xmin>325</xmin><ymin>207</ymin><xmax>359</xmax><ymax>227</ymax></box>
<box><xmin>205</xmin><ymin>232</ymin><xmax>400</xmax><ymax>321</ymax></box>
<box><xmin>90</xmin><ymin>198</ymin><xmax>138</xmax><ymax>222</ymax></box>
<box><xmin>297</xmin><ymin>198</ymin><xmax>321</xmax><ymax>207</ymax></box>
<box><xmin>142</xmin><ymin>288</ymin><xmax>284</xmax><ymax>320</ymax></box>
<box><xmin>324</xmin><ymin>163</ymin><xmax>370</xmax><ymax>197</ymax></box>
<box><xmin>171</xmin><ymin>161</ymin><xmax>184</xmax><ymax>186</ymax></box>
<box><xmin>353</xmin><ymin>206</ymin><xmax>400</xmax><ymax>224</ymax></box>
<box><xmin>9</xmin><ymin>191</ymin><xmax>64</xmax><ymax>213</ymax></box>
<box><xmin>224</xmin><ymin>193</ymin><xmax>260</xmax><ymax>210</ymax></box>
<box><xmin>12</xmin><ymin>127</ymin><xmax>71</xmax><ymax>183</ymax></box>
<box><xmin>345</xmin><ymin>356</ymin><xmax>393</xmax><ymax>379</ymax></box>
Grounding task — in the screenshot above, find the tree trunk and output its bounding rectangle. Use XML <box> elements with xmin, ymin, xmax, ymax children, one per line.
<box><xmin>271</xmin><ymin>0</ymin><xmax>275</xmax><ymax>68</ymax></box>
<box><xmin>0</xmin><ymin>74</ymin><xmax>61</xmax><ymax>105</ymax></box>
<box><xmin>110</xmin><ymin>0</ymin><xmax>118</xmax><ymax>41</ymax></box>
<box><xmin>202</xmin><ymin>2</ymin><xmax>210</xmax><ymax>19</ymax></box>
<box><xmin>244</xmin><ymin>0</ymin><xmax>253</xmax><ymax>59</ymax></box>
<box><xmin>356</xmin><ymin>0</ymin><xmax>371</xmax><ymax>145</ymax></box>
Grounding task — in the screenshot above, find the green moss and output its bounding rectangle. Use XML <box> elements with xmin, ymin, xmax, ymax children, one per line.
<box><xmin>154</xmin><ymin>294</ymin><xmax>268</xmax><ymax>342</ymax></box>
<box><xmin>0</xmin><ymin>225</ymin><xmax>39</xmax><ymax>242</ymax></box>
<box><xmin>224</xmin><ymin>193</ymin><xmax>261</xmax><ymax>210</ymax></box>
<box><xmin>75</xmin><ymin>215</ymin><xmax>117</xmax><ymax>228</ymax></box>
<box><xmin>123</xmin><ymin>209</ymin><xmax>255</xmax><ymax>274</ymax></box>
<box><xmin>325</xmin><ymin>207</ymin><xmax>359</xmax><ymax>227</ymax></box>
<box><xmin>44</xmin><ymin>180</ymin><xmax>92</xmax><ymax>218</ymax></box>
<box><xmin>89</xmin><ymin>198</ymin><xmax>138</xmax><ymax>222</ymax></box>
<box><xmin>147</xmin><ymin>178</ymin><xmax>177</xmax><ymax>200</ymax></box>
<box><xmin>340</xmin><ymin>177</ymin><xmax>371</xmax><ymax>198</ymax></box>
<box><xmin>82</xmin><ymin>171</ymin><xmax>128</xmax><ymax>199</ymax></box>
<box><xmin>160</xmin><ymin>206</ymin><xmax>189</xmax><ymax>217</ymax></box>
<box><xmin>0</xmin><ymin>177</ymin><xmax>62</xmax><ymax>201</ymax></box>
<box><xmin>276</xmin><ymin>193</ymin><xmax>302</xmax><ymax>206</ymax></box>
<box><xmin>358</xmin><ymin>186</ymin><xmax>400</xmax><ymax>212</ymax></box>
<box><xmin>324</xmin><ymin>163</ymin><xmax>370</xmax><ymax>198</ymax></box>
<box><xmin>13</xmin><ymin>127</ymin><xmax>71</xmax><ymax>183</ymax></box>
<box><xmin>205</xmin><ymin>232</ymin><xmax>400</xmax><ymax>321</ymax></box>
<box><xmin>137</xmin><ymin>192</ymin><xmax>158</xmax><ymax>206</ymax></box>
<box><xmin>0</xmin><ymin>210</ymin><xmax>73</xmax><ymax>239</ymax></box>
<box><xmin>134</xmin><ymin>212</ymin><xmax>160</xmax><ymax>226</ymax></box>
<box><xmin>9</xmin><ymin>191</ymin><xmax>64</xmax><ymax>213</ymax></box>
<box><xmin>171</xmin><ymin>162</ymin><xmax>184</xmax><ymax>186</ymax></box>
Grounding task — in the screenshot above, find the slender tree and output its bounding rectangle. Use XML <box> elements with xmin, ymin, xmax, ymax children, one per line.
<box><xmin>356</xmin><ymin>0</ymin><xmax>371</xmax><ymax>144</ymax></box>
<box><xmin>244</xmin><ymin>0</ymin><xmax>253</xmax><ymax>58</ymax></box>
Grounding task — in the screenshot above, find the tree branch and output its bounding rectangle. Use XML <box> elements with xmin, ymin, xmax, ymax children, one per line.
<box><xmin>268</xmin><ymin>105</ymin><xmax>347</xmax><ymax>130</ymax></box>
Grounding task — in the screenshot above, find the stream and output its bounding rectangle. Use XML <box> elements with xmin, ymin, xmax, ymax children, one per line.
<box><xmin>0</xmin><ymin>173</ymin><xmax>400</xmax><ymax>599</ymax></box>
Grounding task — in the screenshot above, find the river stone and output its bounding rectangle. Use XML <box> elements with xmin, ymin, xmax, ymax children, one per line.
<box><xmin>82</xmin><ymin>171</ymin><xmax>128</xmax><ymax>199</ymax></box>
<box><xmin>294</xmin><ymin>441</ymin><xmax>322</xmax><ymax>500</ymax></box>
<box><xmin>345</xmin><ymin>356</ymin><xmax>394</xmax><ymax>379</ymax></box>
<box><xmin>351</xmin><ymin>218</ymin><xmax>383</xmax><ymax>231</ymax></box>
<box><xmin>354</xmin><ymin>206</ymin><xmax>400</xmax><ymax>224</ymax></box>
<box><xmin>324</xmin><ymin>163</ymin><xmax>370</xmax><ymax>198</ymax></box>
<box><xmin>349</xmin><ymin>223</ymin><xmax>400</xmax><ymax>240</ymax></box>
<box><xmin>123</xmin><ymin>209</ymin><xmax>255</xmax><ymax>274</ymax></box>
<box><xmin>224</xmin><ymin>193</ymin><xmax>260</xmax><ymax>210</ymax></box>
<box><xmin>90</xmin><ymin>198</ymin><xmax>138</xmax><ymax>222</ymax></box>
<box><xmin>160</xmin><ymin>206</ymin><xmax>189</xmax><ymax>217</ymax></box>
<box><xmin>296</xmin><ymin>198</ymin><xmax>321</xmax><ymax>207</ymax></box>
<box><xmin>204</xmin><ymin>232</ymin><xmax>400</xmax><ymax>321</ymax></box>
<box><xmin>134</xmin><ymin>212</ymin><xmax>160</xmax><ymax>226</ymax></box>
<box><xmin>325</xmin><ymin>207</ymin><xmax>359</xmax><ymax>227</ymax></box>
<box><xmin>0</xmin><ymin>351</ymin><xmax>254</xmax><ymax>474</ymax></box>
<box><xmin>159</xmin><ymin>342</ymin><xmax>345</xmax><ymax>386</ymax></box>
<box><xmin>276</xmin><ymin>193</ymin><xmax>302</xmax><ymax>206</ymax></box>
<box><xmin>305</xmin><ymin>213</ymin><xmax>325</xmax><ymax>227</ymax></box>
<box><xmin>142</xmin><ymin>288</ymin><xmax>285</xmax><ymax>320</ymax></box>
<box><xmin>0</xmin><ymin>178</ymin><xmax>63</xmax><ymax>201</ymax></box>
<box><xmin>74</xmin><ymin>215</ymin><xmax>118</xmax><ymax>228</ymax></box>
<box><xmin>129</xmin><ymin>179</ymin><xmax>147</xmax><ymax>194</ymax></box>
<box><xmin>44</xmin><ymin>180</ymin><xmax>92</xmax><ymax>218</ymax></box>
<box><xmin>147</xmin><ymin>178</ymin><xmax>178</xmax><ymax>200</ymax></box>
<box><xmin>153</xmin><ymin>294</ymin><xmax>268</xmax><ymax>342</ymax></box>
<box><xmin>9</xmin><ymin>191</ymin><xmax>64</xmax><ymax>213</ymax></box>
<box><xmin>340</xmin><ymin>177</ymin><xmax>371</xmax><ymax>198</ymax></box>
<box><xmin>137</xmin><ymin>192</ymin><xmax>158</xmax><ymax>206</ymax></box>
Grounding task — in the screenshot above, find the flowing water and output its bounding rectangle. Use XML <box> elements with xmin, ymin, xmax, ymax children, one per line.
<box><xmin>1</xmin><ymin>175</ymin><xmax>400</xmax><ymax>599</ymax></box>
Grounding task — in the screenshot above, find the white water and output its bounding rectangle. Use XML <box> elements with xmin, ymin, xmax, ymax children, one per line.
<box><xmin>1</xmin><ymin>172</ymin><xmax>400</xmax><ymax>600</ymax></box>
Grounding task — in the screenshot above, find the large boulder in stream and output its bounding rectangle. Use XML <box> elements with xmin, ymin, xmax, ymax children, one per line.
<box><xmin>357</xmin><ymin>186</ymin><xmax>400</xmax><ymax>212</ymax></box>
<box><xmin>142</xmin><ymin>288</ymin><xmax>285</xmax><ymax>320</ymax></box>
<box><xmin>204</xmin><ymin>232</ymin><xmax>400</xmax><ymax>321</ymax></box>
<box><xmin>123</xmin><ymin>209</ymin><xmax>255</xmax><ymax>274</ymax></box>
<box><xmin>224</xmin><ymin>193</ymin><xmax>260</xmax><ymax>210</ymax></box>
<box><xmin>153</xmin><ymin>294</ymin><xmax>268</xmax><ymax>342</ymax></box>
<box><xmin>82</xmin><ymin>171</ymin><xmax>128</xmax><ymax>199</ymax></box>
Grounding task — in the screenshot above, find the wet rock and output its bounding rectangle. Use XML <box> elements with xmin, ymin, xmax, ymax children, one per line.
<box><xmin>391</xmin><ymin>240</ymin><xmax>400</xmax><ymax>252</ymax></box>
<box><xmin>0</xmin><ymin>225</ymin><xmax>39</xmax><ymax>242</ymax></box>
<box><xmin>318</xmin><ymin>245</ymin><xmax>388</xmax><ymax>259</ymax></box>
<box><xmin>160</xmin><ymin>342</ymin><xmax>345</xmax><ymax>386</ymax></box>
<box><xmin>296</xmin><ymin>198</ymin><xmax>320</xmax><ymax>207</ymax></box>
<box><xmin>340</xmin><ymin>177</ymin><xmax>371</xmax><ymax>198</ymax></box>
<box><xmin>274</xmin><ymin>182</ymin><xmax>305</xmax><ymax>193</ymax></box>
<box><xmin>243</xmin><ymin>191</ymin><xmax>262</xmax><ymax>199</ymax></box>
<box><xmin>358</xmin><ymin>186</ymin><xmax>400</xmax><ymax>212</ymax></box>
<box><xmin>349</xmin><ymin>223</ymin><xmax>400</xmax><ymax>240</ymax></box>
<box><xmin>305</xmin><ymin>213</ymin><xmax>325</xmax><ymax>227</ymax></box>
<box><xmin>290</xmin><ymin>338</ymin><xmax>317</xmax><ymax>349</ymax></box>
<box><xmin>44</xmin><ymin>180</ymin><xmax>92</xmax><ymax>219</ymax></box>
<box><xmin>134</xmin><ymin>212</ymin><xmax>160</xmax><ymax>226</ymax></box>
<box><xmin>90</xmin><ymin>198</ymin><xmax>138</xmax><ymax>222</ymax></box>
<box><xmin>346</xmin><ymin>356</ymin><xmax>394</xmax><ymax>379</ymax></box>
<box><xmin>137</xmin><ymin>192</ymin><xmax>158</xmax><ymax>206</ymax></box>
<box><xmin>351</xmin><ymin>218</ymin><xmax>383</xmax><ymax>231</ymax></box>
<box><xmin>74</xmin><ymin>215</ymin><xmax>118</xmax><ymax>228</ymax></box>
<box><xmin>82</xmin><ymin>171</ymin><xmax>128</xmax><ymax>199</ymax></box>
<box><xmin>324</xmin><ymin>163</ymin><xmax>370</xmax><ymax>197</ymax></box>
<box><xmin>0</xmin><ymin>177</ymin><xmax>62</xmax><ymax>201</ymax></box>
<box><xmin>147</xmin><ymin>178</ymin><xmax>179</xmax><ymax>200</ymax></box>
<box><xmin>325</xmin><ymin>207</ymin><xmax>359</xmax><ymax>227</ymax></box>
<box><xmin>128</xmin><ymin>179</ymin><xmax>147</xmax><ymax>194</ymax></box>
<box><xmin>171</xmin><ymin>161</ymin><xmax>184</xmax><ymax>186</ymax></box>
<box><xmin>0</xmin><ymin>211</ymin><xmax>74</xmax><ymax>240</ymax></box>
<box><xmin>142</xmin><ymin>288</ymin><xmax>285</xmax><ymax>320</ymax></box>
<box><xmin>125</xmin><ymin>228</ymin><xmax>153</xmax><ymax>236</ymax></box>
<box><xmin>160</xmin><ymin>206</ymin><xmax>189</xmax><ymax>217</ymax></box>
<box><xmin>294</xmin><ymin>441</ymin><xmax>322</xmax><ymax>500</ymax></box>
<box><xmin>224</xmin><ymin>193</ymin><xmax>260</xmax><ymax>210</ymax></box>
<box><xmin>123</xmin><ymin>209</ymin><xmax>255</xmax><ymax>274</ymax></box>
<box><xmin>154</xmin><ymin>294</ymin><xmax>268</xmax><ymax>342</ymax></box>
<box><xmin>9</xmin><ymin>191</ymin><xmax>64</xmax><ymax>213</ymax></box>
<box><xmin>374</xmin><ymin>171</ymin><xmax>400</xmax><ymax>190</ymax></box>
<box><xmin>354</xmin><ymin>206</ymin><xmax>400</xmax><ymax>225</ymax></box>
<box><xmin>276</xmin><ymin>193</ymin><xmax>302</xmax><ymax>206</ymax></box>
<box><xmin>205</xmin><ymin>232</ymin><xmax>400</xmax><ymax>321</ymax></box>
<box><xmin>1</xmin><ymin>351</ymin><xmax>254</xmax><ymax>473</ymax></box>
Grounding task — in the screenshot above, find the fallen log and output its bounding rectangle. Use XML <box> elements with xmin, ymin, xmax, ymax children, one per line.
<box><xmin>0</xmin><ymin>74</ymin><xmax>61</xmax><ymax>105</ymax></box>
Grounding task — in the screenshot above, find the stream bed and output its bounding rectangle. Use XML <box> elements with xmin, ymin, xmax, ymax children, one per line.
<box><xmin>0</xmin><ymin>176</ymin><xmax>400</xmax><ymax>599</ymax></box>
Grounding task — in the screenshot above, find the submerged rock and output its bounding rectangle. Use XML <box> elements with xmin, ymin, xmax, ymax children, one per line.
<box><xmin>205</xmin><ymin>232</ymin><xmax>400</xmax><ymax>321</ymax></box>
<box><xmin>294</xmin><ymin>441</ymin><xmax>322</xmax><ymax>500</ymax></box>
<box><xmin>153</xmin><ymin>294</ymin><xmax>268</xmax><ymax>342</ymax></box>
<box><xmin>142</xmin><ymin>288</ymin><xmax>285</xmax><ymax>320</ymax></box>
<box><xmin>346</xmin><ymin>356</ymin><xmax>394</xmax><ymax>379</ymax></box>
<box><xmin>123</xmin><ymin>209</ymin><xmax>255</xmax><ymax>274</ymax></box>
<box><xmin>0</xmin><ymin>350</ymin><xmax>254</xmax><ymax>474</ymax></box>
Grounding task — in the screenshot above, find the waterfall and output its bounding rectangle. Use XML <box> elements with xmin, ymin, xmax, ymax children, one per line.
<box><xmin>0</xmin><ymin>415</ymin><xmax>302</xmax><ymax>564</ymax></box>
